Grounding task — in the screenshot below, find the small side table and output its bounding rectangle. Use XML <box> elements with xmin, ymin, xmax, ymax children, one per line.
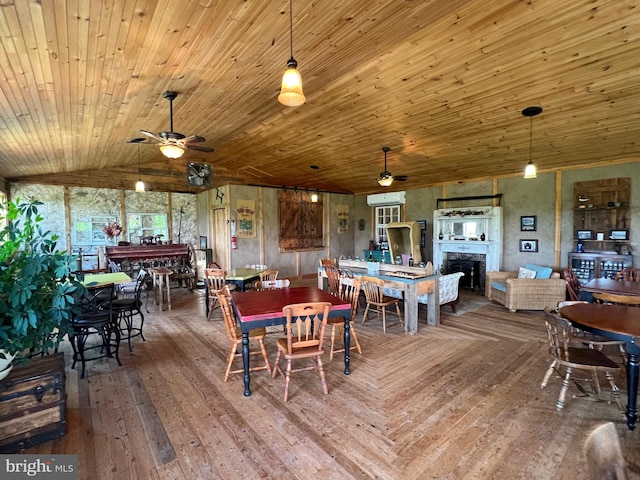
<box><xmin>148</xmin><ymin>267</ymin><xmax>174</xmax><ymax>311</ymax></box>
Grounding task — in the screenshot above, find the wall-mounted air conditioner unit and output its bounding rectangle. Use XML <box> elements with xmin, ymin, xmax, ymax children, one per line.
<box><xmin>367</xmin><ymin>191</ymin><xmax>406</xmax><ymax>206</ymax></box>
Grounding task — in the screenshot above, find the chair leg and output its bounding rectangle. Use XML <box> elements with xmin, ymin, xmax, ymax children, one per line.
<box><xmin>258</xmin><ymin>338</ymin><xmax>271</xmax><ymax>372</ymax></box>
<box><xmin>541</xmin><ymin>360</ymin><xmax>557</xmax><ymax>388</ymax></box>
<box><xmin>382</xmin><ymin>307</ymin><xmax>387</xmax><ymax>334</ymax></box>
<box><xmin>283</xmin><ymin>359</ymin><xmax>293</xmax><ymax>402</ymax></box>
<box><xmin>224</xmin><ymin>343</ymin><xmax>237</xmax><ymax>382</ymax></box>
<box><xmin>329</xmin><ymin>324</ymin><xmax>338</xmax><ymax>361</ymax></box>
<box><xmin>395</xmin><ymin>303</ymin><xmax>404</xmax><ymax>326</ymax></box>
<box><xmin>272</xmin><ymin>350</ymin><xmax>282</xmax><ymax>378</ymax></box>
<box><xmin>361</xmin><ymin>304</ymin><xmax>371</xmax><ymax>325</ymax></box>
<box><xmin>350</xmin><ymin>322</ymin><xmax>362</xmax><ymax>354</ymax></box>
<box><xmin>316</xmin><ymin>356</ymin><xmax>329</xmax><ymax>395</ymax></box>
<box><xmin>557</xmin><ymin>366</ymin><xmax>573</xmax><ymax>411</ymax></box>
<box><xmin>604</xmin><ymin>370</ymin><xmax>624</xmax><ymax>411</ymax></box>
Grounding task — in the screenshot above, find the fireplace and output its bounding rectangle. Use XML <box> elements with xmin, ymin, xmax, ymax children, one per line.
<box><xmin>447</xmin><ymin>256</ymin><xmax>484</xmax><ymax>291</ymax></box>
<box><xmin>433</xmin><ymin>206</ymin><xmax>502</xmax><ymax>287</ymax></box>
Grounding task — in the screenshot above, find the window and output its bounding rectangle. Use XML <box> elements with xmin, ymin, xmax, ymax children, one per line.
<box><xmin>127</xmin><ymin>213</ymin><xmax>168</xmax><ymax>243</ymax></box>
<box><xmin>74</xmin><ymin>216</ymin><xmax>116</xmax><ymax>245</ymax></box>
<box><xmin>375</xmin><ymin>205</ymin><xmax>401</xmax><ymax>248</ymax></box>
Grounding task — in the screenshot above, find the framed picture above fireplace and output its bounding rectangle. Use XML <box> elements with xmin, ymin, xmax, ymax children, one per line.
<box><xmin>519</xmin><ymin>239</ymin><xmax>538</xmax><ymax>252</ymax></box>
<box><xmin>520</xmin><ymin>215</ymin><xmax>537</xmax><ymax>231</ymax></box>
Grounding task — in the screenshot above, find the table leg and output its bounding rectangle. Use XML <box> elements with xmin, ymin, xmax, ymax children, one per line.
<box><xmin>242</xmin><ymin>331</ymin><xmax>251</xmax><ymax>396</ymax></box>
<box><xmin>165</xmin><ymin>274</ymin><xmax>172</xmax><ymax>311</ymax></box>
<box><xmin>625</xmin><ymin>349</ymin><xmax>639</xmax><ymax>430</ymax></box>
<box><xmin>159</xmin><ymin>274</ymin><xmax>166</xmax><ymax>310</ymax></box>
<box><xmin>426</xmin><ymin>279</ymin><xmax>440</xmax><ymax>327</ymax></box>
<box><xmin>404</xmin><ymin>283</ymin><xmax>419</xmax><ymax>334</ymax></box>
<box><xmin>153</xmin><ymin>273</ymin><xmax>160</xmax><ymax>305</ymax></box>
<box><xmin>343</xmin><ymin>314</ymin><xmax>351</xmax><ymax>375</ymax></box>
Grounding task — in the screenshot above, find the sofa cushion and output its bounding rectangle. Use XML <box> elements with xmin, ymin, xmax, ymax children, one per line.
<box><xmin>518</xmin><ymin>267</ymin><xmax>537</xmax><ymax>279</ymax></box>
<box><xmin>525</xmin><ymin>263</ymin><xmax>553</xmax><ymax>280</ymax></box>
<box><xmin>491</xmin><ymin>281</ymin><xmax>507</xmax><ymax>293</ymax></box>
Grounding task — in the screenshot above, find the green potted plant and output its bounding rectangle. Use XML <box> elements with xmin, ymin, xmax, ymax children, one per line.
<box><xmin>0</xmin><ymin>198</ymin><xmax>85</xmax><ymax>376</ymax></box>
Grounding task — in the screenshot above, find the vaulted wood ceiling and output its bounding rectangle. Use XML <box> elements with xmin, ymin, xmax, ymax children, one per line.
<box><xmin>1</xmin><ymin>0</ymin><xmax>638</xmax><ymax>195</ymax></box>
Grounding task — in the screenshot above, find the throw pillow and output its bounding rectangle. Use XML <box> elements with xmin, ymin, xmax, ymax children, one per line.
<box><xmin>518</xmin><ymin>267</ymin><xmax>537</xmax><ymax>279</ymax></box>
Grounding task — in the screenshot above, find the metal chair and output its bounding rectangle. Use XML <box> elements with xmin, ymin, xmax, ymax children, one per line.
<box><xmin>69</xmin><ymin>283</ymin><xmax>121</xmax><ymax>379</ymax></box>
<box><xmin>111</xmin><ymin>271</ymin><xmax>147</xmax><ymax>352</ymax></box>
<box><xmin>272</xmin><ymin>302</ymin><xmax>332</xmax><ymax>402</ymax></box>
<box><xmin>540</xmin><ymin>306</ymin><xmax>623</xmax><ymax>412</ymax></box>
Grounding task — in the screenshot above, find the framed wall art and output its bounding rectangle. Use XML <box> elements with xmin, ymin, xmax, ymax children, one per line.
<box><xmin>520</xmin><ymin>215</ymin><xmax>537</xmax><ymax>231</ymax></box>
<box><xmin>519</xmin><ymin>239</ymin><xmax>538</xmax><ymax>252</ymax></box>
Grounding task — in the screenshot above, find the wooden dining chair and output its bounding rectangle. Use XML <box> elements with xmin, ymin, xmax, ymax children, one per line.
<box><xmin>614</xmin><ymin>267</ymin><xmax>640</xmax><ymax>283</ymax></box>
<box><xmin>327</xmin><ymin>276</ymin><xmax>363</xmax><ymax>360</ymax></box>
<box><xmin>272</xmin><ymin>302</ymin><xmax>332</xmax><ymax>402</ymax></box>
<box><xmin>593</xmin><ymin>291</ymin><xmax>640</xmax><ymax>307</ymax></box>
<box><xmin>256</xmin><ymin>279</ymin><xmax>290</xmax><ymax>290</ymax></box>
<box><xmin>541</xmin><ymin>306</ymin><xmax>623</xmax><ymax>412</ymax></box>
<box><xmin>324</xmin><ymin>263</ymin><xmax>342</xmax><ymax>297</ymax></box>
<box><xmin>360</xmin><ymin>276</ymin><xmax>403</xmax><ymax>333</ymax></box>
<box><xmin>561</xmin><ymin>268</ymin><xmax>582</xmax><ymax>302</ymax></box>
<box><xmin>217</xmin><ymin>286</ymin><xmax>271</xmax><ymax>382</ymax></box>
<box><xmin>259</xmin><ymin>269</ymin><xmax>279</xmax><ymax>281</ymax></box>
<box><xmin>204</xmin><ymin>268</ymin><xmax>228</xmax><ymax>320</ymax></box>
<box><xmin>556</xmin><ymin>301</ymin><xmax>627</xmax><ymax>365</ymax></box>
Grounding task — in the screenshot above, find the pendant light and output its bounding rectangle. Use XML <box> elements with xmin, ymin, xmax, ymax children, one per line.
<box><xmin>377</xmin><ymin>147</ymin><xmax>394</xmax><ymax>187</ymax></box>
<box><xmin>135</xmin><ymin>145</ymin><xmax>145</xmax><ymax>192</ymax></box>
<box><xmin>522</xmin><ymin>106</ymin><xmax>542</xmax><ymax>179</ymax></box>
<box><xmin>278</xmin><ymin>0</ymin><xmax>305</xmax><ymax>107</ymax></box>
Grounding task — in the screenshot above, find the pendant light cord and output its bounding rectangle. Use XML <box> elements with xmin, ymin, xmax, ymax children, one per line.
<box><xmin>529</xmin><ymin>116</ymin><xmax>533</xmax><ymax>163</ymax></box>
<box><xmin>289</xmin><ymin>0</ymin><xmax>294</xmax><ymax>59</ymax></box>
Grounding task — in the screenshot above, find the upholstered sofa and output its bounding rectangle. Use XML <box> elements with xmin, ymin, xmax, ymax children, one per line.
<box><xmin>485</xmin><ymin>263</ymin><xmax>566</xmax><ymax>312</ymax></box>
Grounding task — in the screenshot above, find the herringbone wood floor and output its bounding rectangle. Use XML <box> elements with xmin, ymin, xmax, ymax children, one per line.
<box><xmin>26</xmin><ymin>280</ymin><xmax>640</xmax><ymax>479</ymax></box>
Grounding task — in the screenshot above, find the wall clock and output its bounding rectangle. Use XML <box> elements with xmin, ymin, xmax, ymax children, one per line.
<box><xmin>187</xmin><ymin>163</ymin><xmax>211</xmax><ymax>187</ymax></box>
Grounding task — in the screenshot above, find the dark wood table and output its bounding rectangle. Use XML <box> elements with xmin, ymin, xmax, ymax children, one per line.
<box><xmin>559</xmin><ymin>303</ymin><xmax>640</xmax><ymax>430</ymax></box>
<box><xmin>581</xmin><ymin>278</ymin><xmax>640</xmax><ymax>296</ymax></box>
<box><xmin>232</xmin><ymin>286</ymin><xmax>351</xmax><ymax>397</ymax></box>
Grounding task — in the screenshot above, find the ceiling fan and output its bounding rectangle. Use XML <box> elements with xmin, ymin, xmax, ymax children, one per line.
<box><xmin>187</xmin><ymin>162</ymin><xmax>211</xmax><ymax>187</ymax></box>
<box><xmin>377</xmin><ymin>147</ymin><xmax>407</xmax><ymax>187</ymax></box>
<box><xmin>127</xmin><ymin>91</ymin><xmax>214</xmax><ymax>159</ymax></box>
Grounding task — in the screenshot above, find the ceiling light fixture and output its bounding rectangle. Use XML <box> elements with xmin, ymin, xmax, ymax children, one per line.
<box><xmin>377</xmin><ymin>147</ymin><xmax>394</xmax><ymax>187</ymax></box>
<box><xmin>278</xmin><ymin>0</ymin><xmax>305</xmax><ymax>107</ymax></box>
<box><xmin>159</xmin><ymin>144</ymin><xmax>184</xmax><ymax>159</ymax></box>
<box><xmin>135</xmin><ymin>145</ymin><xmax>145</xmax><ymax>192</ymax></box>
<box><xmin>311</xmin><ymin>190</ymin><xmax>319</xmax><ymax>203</ymax></box>
<box><xmin>522</xmin><ymin>106</ymin><xmax>542</xmax><ymax>179</ymax></box>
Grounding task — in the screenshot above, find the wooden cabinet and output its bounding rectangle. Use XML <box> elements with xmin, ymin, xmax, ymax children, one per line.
<box><xmin>573</xmin><ymin>178</ymin><xmax>630</xmax><ymax>252</ymax></box>
<box><xmin>568</xmin><ymin>252</ymin><xmax>632</xmax><ymax>285</ymax></box>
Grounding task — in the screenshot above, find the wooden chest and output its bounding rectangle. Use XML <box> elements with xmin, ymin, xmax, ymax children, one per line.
<box><xmin>0</xmin><ymin>353</ymin><xmax>66</xmax><ymax>453</ymax></box>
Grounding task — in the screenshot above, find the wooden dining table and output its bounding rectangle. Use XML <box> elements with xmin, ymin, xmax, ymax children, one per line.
<box><xmin>559</xmin><ymin>303</ymin><xmax>640</xmax><ymax>431</ymax></box>
<box><xmin>581</xmin><ymin>278</ymin><xmax>640</xmax><ymax>296</ymax></box>
<box><xmin>82</xmin><ymin>271</ymin><xmax>132</xmax><ymax>287</ymax></box>
<box><xmin>231</xmin><ymin>286</ymin><xmax>352</xmax><ymax>397</ymax></box>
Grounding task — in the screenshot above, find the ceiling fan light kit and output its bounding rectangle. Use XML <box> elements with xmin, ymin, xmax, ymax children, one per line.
<box><xmin>159</xmin><ymin>144</ymin><xmax>185</xmax><ymax>159</ymax></box>
<box><xmin>278</xmin><ymin>0</ymin><xmax>305</xmax><ymax>107</ymax></box>
<box><xmin>522</xmin><ymin>106</ymin><xmax>542</xmax><ymax>179</ymax></box>
<box><xmin>377</xmin><ymin>146</ymin><xmax>394</xmax><ymax>187</ymax></box>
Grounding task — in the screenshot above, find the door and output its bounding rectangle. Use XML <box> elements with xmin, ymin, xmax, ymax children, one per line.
<box><xmin>212</xmin><ymin>207</ymin><xmax>228</xmax><ymax>269</ymax></box>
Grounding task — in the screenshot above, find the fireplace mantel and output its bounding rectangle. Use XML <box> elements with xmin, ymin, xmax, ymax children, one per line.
<box><xmin>432</xmin><ymin>206</ymin><xmax>502</xmax><ymax>274</ymax></box>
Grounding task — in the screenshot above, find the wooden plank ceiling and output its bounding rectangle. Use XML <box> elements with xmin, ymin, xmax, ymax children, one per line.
<box><xmin>0</xmin><ymin>0</ymin><xmax>638</xmax><ymax>195</ymax></box>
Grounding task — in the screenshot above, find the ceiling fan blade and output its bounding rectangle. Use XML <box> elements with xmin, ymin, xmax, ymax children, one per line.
<box><xmin>395</xmin><ymin>175</ymin><xmax>408</xmax><ymax>181</ymax></box>
<box><xmin>127</xmin><ymin>137</ymin><xmax>150</xmax><ymax>144</ymax></box>
<box><xmin>139</xmin><ymin>129</ymin><xmax>165</xmax><ymax>143</ymax></box>
<box><xmin>185</xmin><ymin>144</ymin><xmax>214</xmax><ymax>153</ymax></box>
<box><xmin>180</xmin><ymin>135</ymin><xmax>206</xmax><ymax>144</ymax></box>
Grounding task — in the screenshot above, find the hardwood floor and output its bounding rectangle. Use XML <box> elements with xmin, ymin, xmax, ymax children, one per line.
<box><xmin>25</xmin><ymin>282</ymin><xmax>640</xmax><ymax>479</ymax></box>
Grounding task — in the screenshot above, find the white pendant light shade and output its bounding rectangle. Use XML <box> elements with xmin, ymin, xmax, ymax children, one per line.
<box><xmin>278</xmin><ymin>59</ymin><xmax>305</xmax><ymax>107</ymax></box>
<box><xmin>135</xmin><ymin>179</ymin><xmax>145</xmax><ymax>192</ymax></box>
<box><xmin>377</xmin><ymin>175</ymin><xmax>394</xmax><ymax>187</ymax></box>
<box><xmin>159</xmin><ymin>144</ymin><xmax>185</xmax><ymax>159</ymax></box>
<box><xmin>311</xmin><ymin>191</ymin><xmax>318</xmax><ymax>202</ymax></box>
<box><xmin>524</xmin><ymin>161</ymin><xmax>537</xmax><ymax>179</ymax></box>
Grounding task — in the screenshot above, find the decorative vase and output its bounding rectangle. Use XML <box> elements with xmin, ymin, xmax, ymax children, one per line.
<box><xmin>480</xmin><ymin>233</ymin><xmax>486</xmax><ymax>241</ymax></box>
